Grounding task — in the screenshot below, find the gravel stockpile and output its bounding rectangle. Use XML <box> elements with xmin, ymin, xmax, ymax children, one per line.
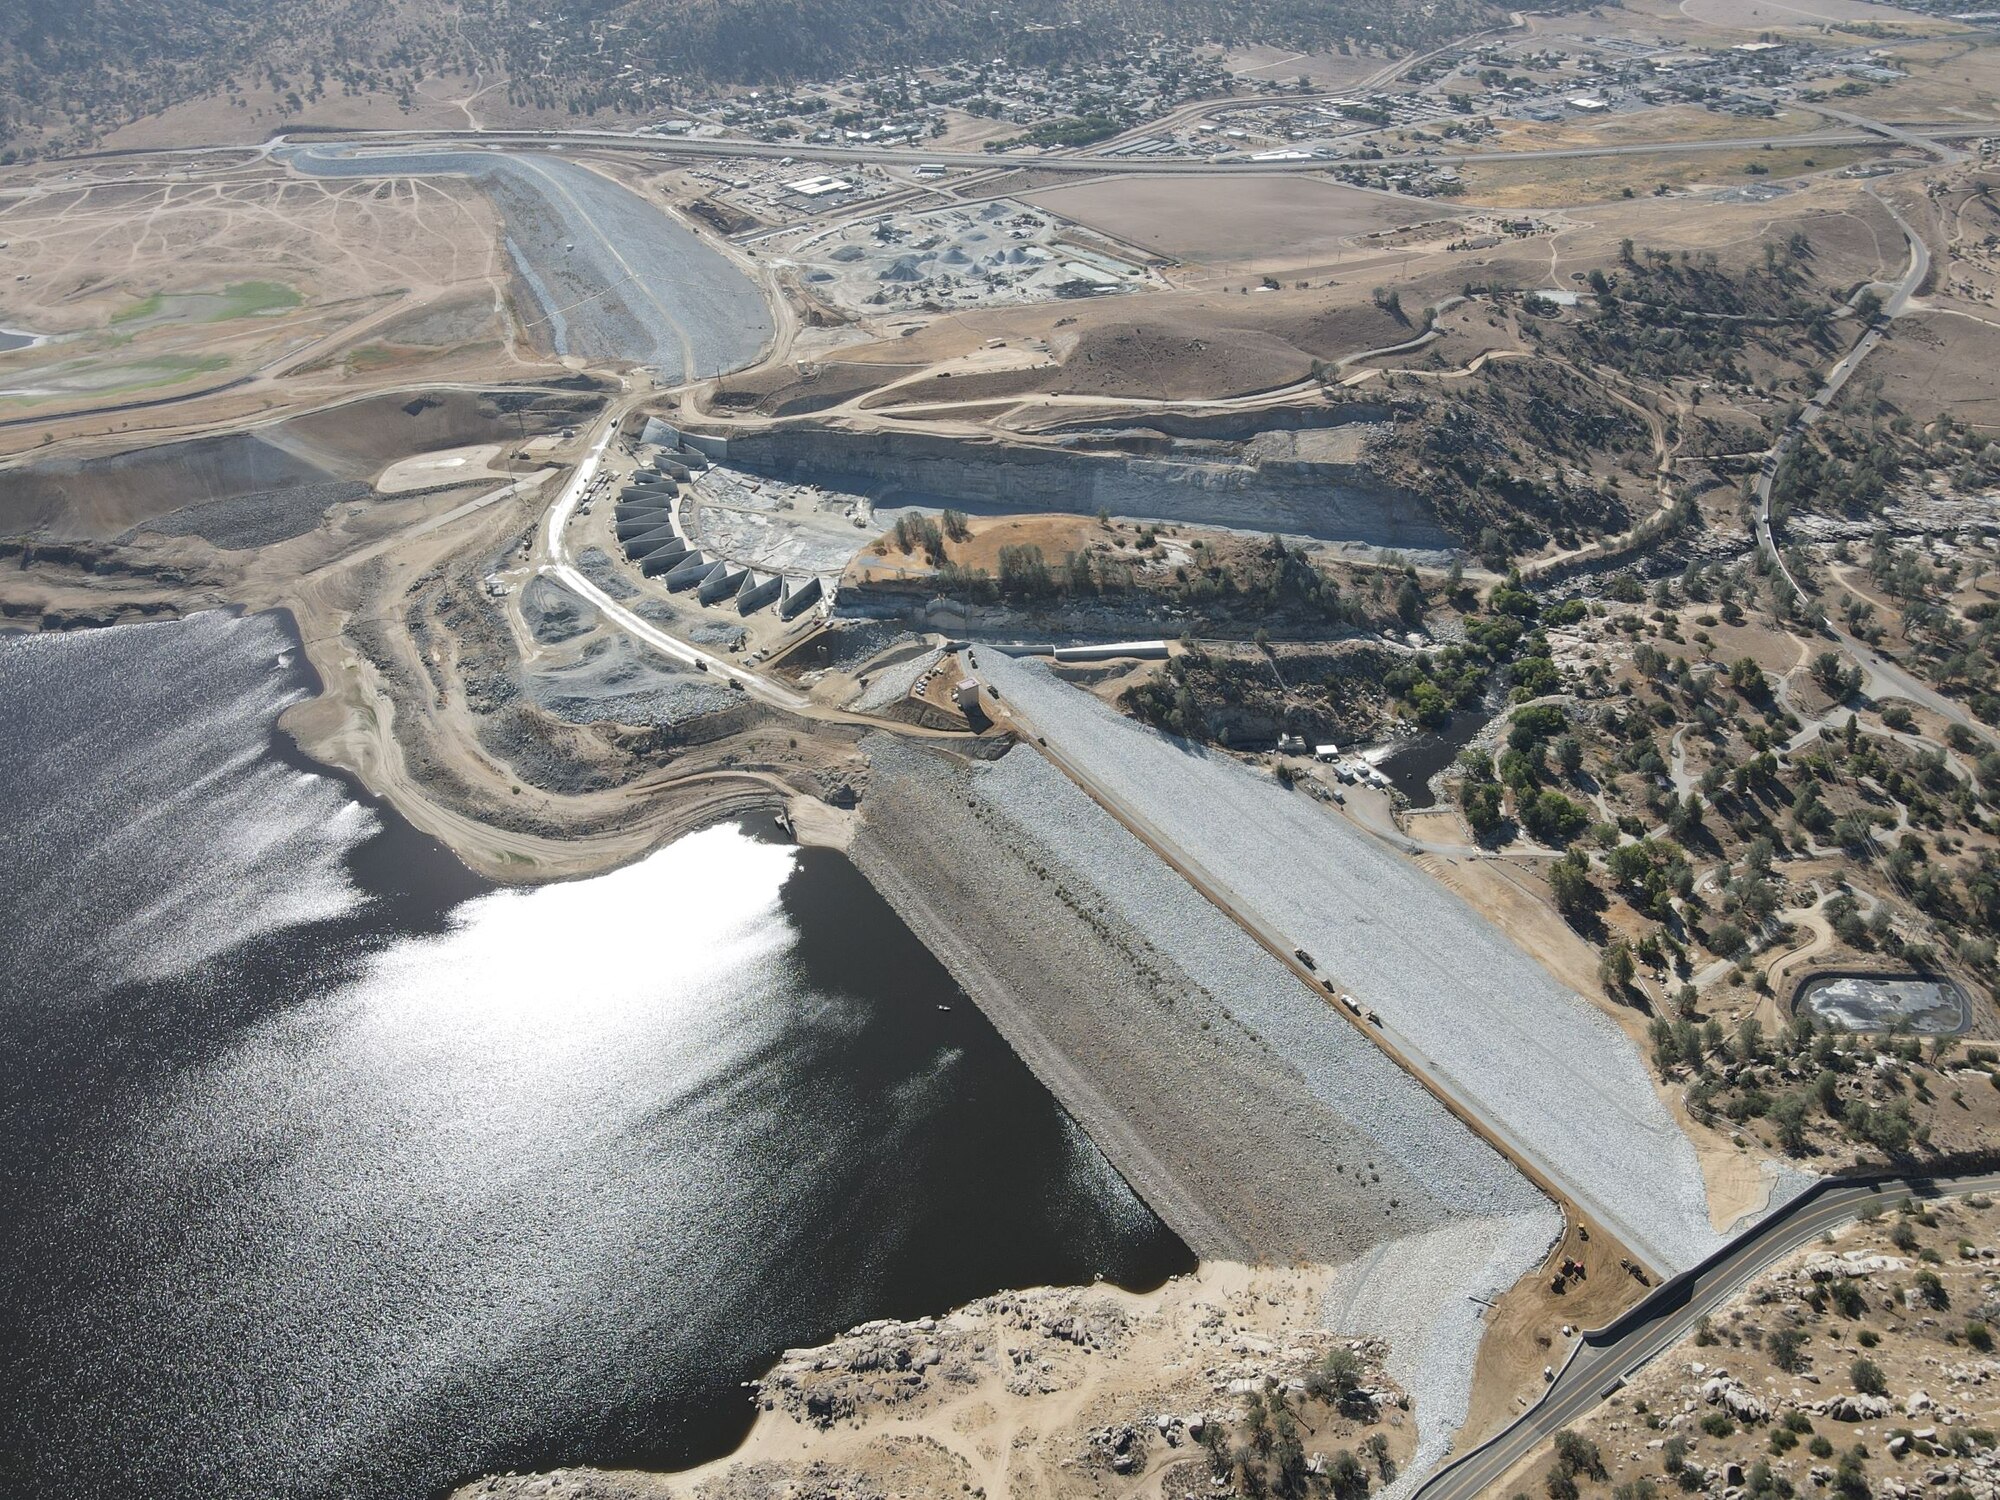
<box><xmin>575</xmin><ymin>547</ymin><xmax>638</xmax><ymax>602</ymax></box>
<box><xmin>687</xmin><ymin>621</ymin><xmax>746</xmax><ymax>650</ymax></box>
<box><xmin>287</xmin><ymin>148</ymin><xmax>773</xmax><ymax>379</ymax></box>
<box><xmin>526</xmin><ymin>636</ymin><xmax>733</xmax><ymax>727</ymax></box>
<box><xmin>979</xmin><ymin>652</ymin><xmax>1734</xmax><ymax>1274</ymax></box>
<box><xmin>519</xmin><ymin>576</ymin><xmax>598</xmax><ymax>645</ymax></box>
<box><xmin>126</xmin><ymin>479</ymin><xmax>371</xmax><ymax>549</ymax></box>
<box><xmin>848</xmin><ymin>646</ymin><xmax>944</xmax><ymax>714</ymax></box>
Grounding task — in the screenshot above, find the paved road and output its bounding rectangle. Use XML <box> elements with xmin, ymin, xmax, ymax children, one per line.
<box><xmin>1797</xmin><ymin>100</ymin><xmax>1970</xmax><ymax>166</ymax></box>
<box><xmin>1744</xmin><ymin>190</ymin><xmax>1998</xmax><ymax>749</ymax></box>
<box><xmin>1417</xmin><ymin>1169</ymin><xmax>2000</xmax><ymax>1500</ymax></box>
<box><xmin>276</xmin><ymin>121</ymin><xmax>1982</xmax><ymax>179</ymax></box>
<box><xmin>1754</xmin><ymin>186</ymin><xmax>1929</xmax><ymax>603</ymax></box>
<box><xmin>1827</xmin><ymin>620</ymin><xmax>2000</xmax><ymax>751</ymax></box>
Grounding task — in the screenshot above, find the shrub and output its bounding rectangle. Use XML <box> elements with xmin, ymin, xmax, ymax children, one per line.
<box><xmin>1852</xmin><ymin>1357</ymin><xmax>1888</xmax><ymax>1396</ymax></box>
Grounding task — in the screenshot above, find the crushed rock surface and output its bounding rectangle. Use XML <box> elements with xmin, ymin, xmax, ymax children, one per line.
<box><xmin>856</xmin><ymin>733</ymin><xmax>1556</xmax><ymax>1473</ymax></box>
<box><xmin>526</xmin><ymin>634</ymin><xmax>733</xmax><ymax>727</ymax></box>
<box><xmin>978</xmin><ymin>650</ymin><xmax>1729</xmax><ymax>1274</ymax></box>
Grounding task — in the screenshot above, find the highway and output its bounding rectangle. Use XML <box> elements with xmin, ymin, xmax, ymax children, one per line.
<box><xmin>277</xmin><ymin>120</ymin><xmax>1987</xmax><ymax>179</ymax></box>
<box><xmin>1416</xmin><ymin>1169</ymin><xmax>2000</xmax><ymax>1500</ymax></box>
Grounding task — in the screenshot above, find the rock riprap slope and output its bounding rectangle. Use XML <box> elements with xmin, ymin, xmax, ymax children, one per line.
<box><xmin>854</xmin><ymin>735</ymin><xmax>1558</xmax><ymax>1472</ymax></box>
<box><xmin>979</xmin><ymin>652</ymin><xmax>1740</xmax><ymax>1274</ymax></box>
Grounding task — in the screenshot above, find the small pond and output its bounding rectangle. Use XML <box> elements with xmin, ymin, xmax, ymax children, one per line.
<box><xmin>1796</xmin><ymin>972</ymin><xmax>1971</xmax><ymax>1035</ymax></box>
<box><xmin>1377</xmin><ymin>706</ymin><xmax>1492</xmax><ymax>808</ymax></box>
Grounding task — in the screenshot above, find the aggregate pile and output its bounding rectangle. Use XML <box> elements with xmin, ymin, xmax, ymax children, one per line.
<box><xmin>526</xmin><ymin>634</ymin><xmax>735</xmax><ymax>729</ymax></box>
<box><xmin>847</xmin><ymin>646</ymin><xmax>944</xmax><ymax>714</ymax></box>
<box><xmin>976</xmin><ymin>652</ymin><xmax>1740</xmax><ymax>1274</ymax></box>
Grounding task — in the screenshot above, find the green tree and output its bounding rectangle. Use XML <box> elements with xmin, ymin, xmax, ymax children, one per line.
<box><xmin>1769</xmin><ymin>1326</ymin><xmax>1807</xmax><ymax>1372</ymax></box>
<box><xmin>1550</xmin><ymin>853</ymin><xmax>1598</xmax><ymax>920</ymax></box>
<box><xmin>1600</xmin><ymin>939</ymin><xmax>1636</xmax><ymax>992</ymax></box>
<box><xmin>1771</xmin><ymin>1091</ymin><xmax>1811</xmax><ymax>1154</ymax></box>
<box><xmin>1461</xmin><ymin>780</ymin><xmax>1506</xmax><ymax>840</ymax></box>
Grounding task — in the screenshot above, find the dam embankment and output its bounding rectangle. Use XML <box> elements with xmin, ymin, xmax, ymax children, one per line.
<box><xmin>688</xmin><ymin>415</ymin><xmax>1452</xmax><ymax>549</ymax></box>
<box><xmin>851</xmin><ymin>733</ymin><xmax>1558</xmax><ymax>1471</ymax></box>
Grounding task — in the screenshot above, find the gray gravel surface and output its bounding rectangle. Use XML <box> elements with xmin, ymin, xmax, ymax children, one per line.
<box><xmin>687</xmin><ymin>621</ymin><xmax>746</xmax><ymax>649</ymax></box>
<box><xmin>526</xmin><ymin>635</ymin><xmax>734</xmax><ymax>728</ymax></box>
<box><xmin>848</xmin><ymin>646</ymin><xmax>944</xmax><ymax>714</ymax></box>
<box><xmin>286</xmin><ymin>147</ymin><xmax>773</xmax><ymax>379</ymax></box>
<box><xmin>979</xmin><ymin>651</ymin><xmax>1733</xmax><ymax>1274</ymax></box>
<box><xmin>575</xmin><ymin>546</ymin><xmax>638</xmax><ymax>601</ymax></box>
<box><xmin>855</xmin><ymin>735</ymin><xmax>1557</xmax><ymax>1475</ymax></box>
<box><xmin>977</xmin><ymin>744</ymin><xmax>1561</xmax><ymax>1476</ymax></box>
<box><xmin>520</xmin><ymin>576</ymin><xmax>598</xmax><ymax>645</ymax></box>
<box><xmin>124</xmin><ymin>480</ymin><xmax>372</xmax><ymax>549</ymax></box>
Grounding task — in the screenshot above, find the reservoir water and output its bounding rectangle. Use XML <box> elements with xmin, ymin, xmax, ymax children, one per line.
<box><xmin>0</xmin><ymin>610</ymin><xmax>1189</xmax><ymax>1500</ymax></box>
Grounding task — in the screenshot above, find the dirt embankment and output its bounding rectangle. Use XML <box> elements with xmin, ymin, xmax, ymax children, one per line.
<box><xmin>849</xmin><ymin>732</ymin><xmax>1548</xmax><ymax>1272</ymax></box>
<box><xmin>1</xmin><ymin>388</ymin><xmax>603</xmax><ymax>544</ymax></box>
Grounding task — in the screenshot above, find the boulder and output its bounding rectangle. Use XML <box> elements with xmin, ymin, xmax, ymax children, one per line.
<box><xmin>1817</xmin><ymin>1393</ymin><xmax>1896</xmax><ymax>1421</ymax></box>
<box><xmin>1702</xmin><ymin>1376</ymin><xmax>1771</xmax><ymax>1424</ymax></box>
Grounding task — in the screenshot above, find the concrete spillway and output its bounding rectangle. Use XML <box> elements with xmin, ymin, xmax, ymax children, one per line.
<box><xmin>698</xmin><ymin>563</ymin><xmax>749</xmax><ymax>605</ymax></box>
<box><xmin>616</xmin><ymin>512</ymin><xmax>676</xmax><ymax>541</ymax></box>
<box><xmin>737</xmin><ymin>573</ymin><xmax>783</xmax><ymax>615</ymax></box>
<box><xmin>640</xmin><ymin>544</ymin><xmax>693</xmax><ymax>577</ymax></box>
<box><xmin>663</xmin><ymin>553</ymin><xmax>712</xmax><ymax>590</ymax></box>
<box><xmin>778</xmin><ymin>576</ymin><xmax>823</xmax><ymax>621</ymax></box>
<box><xmin>623</xmin><ymin>530</ymin><xmax>686</xmax><ymax>561</ymax></box>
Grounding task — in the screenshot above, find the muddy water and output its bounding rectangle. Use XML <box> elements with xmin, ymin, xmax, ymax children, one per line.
<box><xmin>1378</xmin><ymin>706</ymin><xmax>1490</xmax><ymax>808</ymax></box>
<box><xmin>0</xmin><ymin>610</ymin><xmax>1189</xmax><ymax>1500</ymax></box>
